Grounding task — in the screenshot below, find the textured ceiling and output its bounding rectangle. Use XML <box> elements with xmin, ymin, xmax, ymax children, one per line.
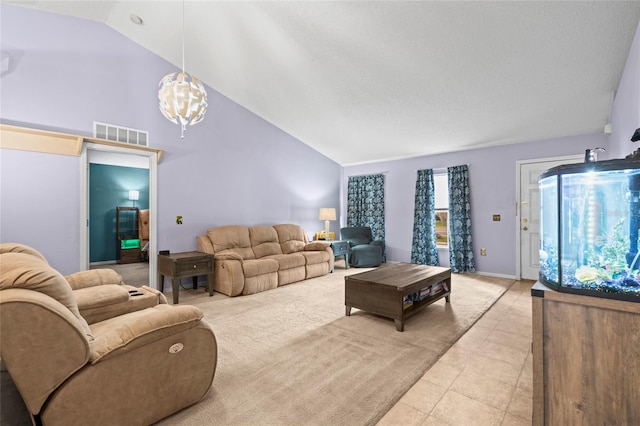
<box><xmin>7</xmin><ymin>1</ymin><xmax>640</xmax><ymax>165</ymax></box>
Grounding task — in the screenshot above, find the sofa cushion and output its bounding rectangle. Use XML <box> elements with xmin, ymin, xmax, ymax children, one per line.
<box><xmin>207</xmin><ymin>225</ymin><xmax>255</xmax><ymax>260</ymax></box>
<box><xmin>0</xmin><ymin>242</ymin><xmax>48</xmax><ymax>262</ymax></box>
<box><xmin>249</xmin><ymin>226</ymin><xmax>283</xmax><ymax>258</ymax></box>
<box><xmin>341</xmin><ymin>227</ymin><xmax>374</xmax><ymax>247</ymax></box>
<box><xmin>305</xmin><ymin>262</ymin><xmax>330</xmax><ymax>279</ymax></box>
<box><xmin>78</xmin><ymin>285</ymin><xmax>161</xmax><ymax>325</ymax></box>
<box><xmin>265</xmin><ymin>253</ymin><xmax>306</xmax><ymax>270</ymax></box>
<box><xmin>0</xmin><ymin>253</ymin><xmax>94</xmax><ymax>341</ymax></box>
<box><xmin>305</xmin><ymin>241</ymin><xmax>330</xmax><ymax>251</ymax></box>
<box><xmin>243</xmin><ymin>273</ymin><xmax>278</xmax><ymax>295</ymax></box>
<box><xmin>65</xmin><ymin>269</ymin><xmax>124</xmax><ymax>290</ymax></box>
<box><xmin>277</xmin><ymin>266</ymin><xmax>306</xmax><ymax>286</ymax></box>
<box><xmin>88</xmin><ymin>304</ymin><xmax>203</xmax><ymax>364</ymax></box>
<box><xmin>349</xmin><ymin>238</ymin><xmax>371</xmax><ymax>247</ymax></box>
<box><xmin>274</xmin><ymin>224</ymin><xmax>308</xmax><ymax>254</ymax></box>
<box><xmin>350</xmin><ymin>245</ymin><xmax>384</xmax><ymax>267</ymax></box>
<box><xmin>280</xmin><ymin>240</ymin><xmax>305</xmax><ymax>254</ymax></box>
<box><xmin>74</xmin><ymin>284</ymin><xmax>130</xmax><ymax>310</ymax></box>
<box><xmin>242</xmin><ymin>258</ymin><xmax>279</xmax><ymax>278</ymax></box>
<box><xmin>300</xmin><ymin>250</ymin><xmax>331</xmax><ymax>265</ymax></box>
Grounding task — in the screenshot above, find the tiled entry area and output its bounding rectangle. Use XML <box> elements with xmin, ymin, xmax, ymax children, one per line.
<box><xmin>377</xmin><ymin>280</ymin><xmax>534</xmax><ymax>426</ymax></box>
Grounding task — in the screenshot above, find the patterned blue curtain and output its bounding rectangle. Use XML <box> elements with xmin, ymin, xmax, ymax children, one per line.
<box><xmin>411</xmin><ymin>169</ymin><xmax>439</xmax><ymax>265</ymax></box>
<box><xmin>347</xmin><ymin>174</ymin><xmax>386</xmax><ymax>260</ymax></box>
<box><xmin>448</xmin><ymin>165</ymin><xmax>476</xmax><ymax>273</ymax></box>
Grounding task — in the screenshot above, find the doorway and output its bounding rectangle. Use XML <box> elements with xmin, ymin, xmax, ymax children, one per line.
<box><xmin>80</xmin><ymin>143</ymin><xmax>158</xmax><ymax>289</ymax></box>
<box><xmin>516</xmin><ymin>154</ymin><xmax>583</xmax><ymax>280</ymax></box>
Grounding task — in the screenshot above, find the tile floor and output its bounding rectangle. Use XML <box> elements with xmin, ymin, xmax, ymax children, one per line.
<box><xmin>377</xmin><ymin>279</ymin><xmax>535</xmax><ymax>426</ymax></box>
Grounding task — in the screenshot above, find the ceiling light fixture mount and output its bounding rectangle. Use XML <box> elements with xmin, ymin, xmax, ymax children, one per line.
<box><xmin>129</xmin><ymin>14</ymin><xmax>143</xmax><ymax>25</ymax></box>
<box><xmin>157</xmin><ymin>0</ymin><xmax>208</xmax><ymax>139</ymax></box>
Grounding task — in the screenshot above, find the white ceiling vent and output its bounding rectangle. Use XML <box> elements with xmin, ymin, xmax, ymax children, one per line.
<box><xmin>93</xmin><ymin>121</ymin><xmax>149</xmax><ymax>147</ymax></box>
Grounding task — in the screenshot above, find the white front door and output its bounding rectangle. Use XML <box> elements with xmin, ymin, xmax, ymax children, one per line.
<box><xmin>518</xmin><ymin>155</ymin><xmax>583</xmax><ymax>280</ymax></box>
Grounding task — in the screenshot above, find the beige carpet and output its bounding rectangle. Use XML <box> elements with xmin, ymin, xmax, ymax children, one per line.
<box><xmin>158</xmin><ymin>266</ymin><xmax>514</xmax><ymax>426</ymax></box>
<box><xmin>90</xmin><ymin>262</ymin><xmax>150</xmax><ymax>287</ymax></box>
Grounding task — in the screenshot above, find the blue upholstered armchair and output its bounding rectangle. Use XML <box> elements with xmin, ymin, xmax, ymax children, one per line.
<box><xmin>340</xmin><ymin>227</ymin><xmax>385</xmax><ymax>267</ymax></box>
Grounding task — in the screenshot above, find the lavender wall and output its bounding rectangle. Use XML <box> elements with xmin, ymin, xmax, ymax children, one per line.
<box><xmin>342</xmin><ymin>19</ymin><xmax>640</xmax><ymax>278</ymax></box>
<box><xmin>0</xmin><ymin>5</ymin><xmax>341</xmax><ymax>274</ymax></box>
<box><xmin>0</xmin><ymin>149</ymin><xmax>80</xmax><ymax>270</ymax></box>
<box><xmin>609</xmin><ymin>19</ymin><xmax>640</xmax><ymax>159</ymax></box>
<box><xmin>343</xmin><ymin>133</ymin><xmax>607</xmax><ymax>277</ymax></box>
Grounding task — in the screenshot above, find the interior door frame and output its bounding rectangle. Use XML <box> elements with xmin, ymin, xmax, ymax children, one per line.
<box><xmin>515</xmin><ymin>154</ymin><xmax>584</xmax><ymax>280</ymax></box>
<box><xmin>80</xmin><ymin>143</ymin><xmax>158</xmax><ymax>289</ymax></box>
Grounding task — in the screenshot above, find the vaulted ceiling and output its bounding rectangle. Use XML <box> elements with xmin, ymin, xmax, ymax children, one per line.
<box><xmin>7</xmin><ymin>1</ymin><xmax>640</xmax><ymax>165</ymax></box>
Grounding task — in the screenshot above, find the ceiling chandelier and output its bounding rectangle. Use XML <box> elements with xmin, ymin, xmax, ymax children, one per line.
<box><xmin>158</xmin><ymin>1</ymin><xmax>208</xmax><ymax>138</ymax></box>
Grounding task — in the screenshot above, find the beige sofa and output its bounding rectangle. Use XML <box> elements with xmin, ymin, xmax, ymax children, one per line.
<box><xmin>197</xmin><ymin>224</ymin><xmax>333</xmax><ymax>296</ymax></box>
<box><xmin>0</xmin><ymin>243</ymin><xmax>217</xmax><ymax>425</ymax></box>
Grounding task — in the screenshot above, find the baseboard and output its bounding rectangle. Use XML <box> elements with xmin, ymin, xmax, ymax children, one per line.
<box><xmin>90</xmin><ymin>261</ymin><xmax>117</xmax><ymax>266</ymax></box>
<box><xmin>474</xmin><ymin>271</ymin><xmax>517</xmax><ymax>280</ymax></box>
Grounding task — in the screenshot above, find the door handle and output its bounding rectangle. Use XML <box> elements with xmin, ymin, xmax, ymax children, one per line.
<box><xmin>522</xmin><ymin>226</ymin><xmax>528</xmax><ymax>231</ymax></box>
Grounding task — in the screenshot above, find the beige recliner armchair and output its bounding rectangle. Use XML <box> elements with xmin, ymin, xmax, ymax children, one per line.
<box><xmin>0</xmin><ymin>243</ymin><xmax>218</xmax><ymax>425</ymax></box>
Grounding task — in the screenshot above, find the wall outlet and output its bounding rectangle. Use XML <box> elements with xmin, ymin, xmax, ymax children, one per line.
<box><xmin>480</xmin><ymin>248</ymin><xmax>487</xmax><ymax>256</ymax></box>
<box><xmin>493</xmin><ymin>214</ymin><xmax>501</xmax><ymax>221</ymax></box>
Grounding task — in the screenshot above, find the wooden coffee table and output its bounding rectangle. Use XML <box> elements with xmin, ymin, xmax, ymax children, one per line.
<box><xmin>345</xmin><ymin>263</ymin><xmax>451</xmax><ymax>331</ymax></box>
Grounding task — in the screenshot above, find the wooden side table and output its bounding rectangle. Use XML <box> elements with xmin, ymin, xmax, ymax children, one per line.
<box><xmin>330</xmin><ymin>240</ymin><xmax>350</xmax><ymax>271</ymax></box>
<box><xmin>158</xmin><ymin>251</ymin><xmax>214</xmax><ymax>304</ymax></box>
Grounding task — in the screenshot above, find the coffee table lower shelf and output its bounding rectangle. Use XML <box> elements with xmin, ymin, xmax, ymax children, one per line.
<box><xmin>345</xmin><ymin>264</ymin><xmax>451</xmax><ymax>331</ymax></box>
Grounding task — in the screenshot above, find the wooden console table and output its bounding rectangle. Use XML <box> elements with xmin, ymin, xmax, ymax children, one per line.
<box><xmin>345</xmin><ymin>263</ymin><xmax>451</xmax><ymax>331</ymax></box>
<box><xmin>532</xmin><ymin>282</ymin><xmax>640</xmax><ymax>425</ymax></box>
<box><xmin>158</xmin><ymin>251</ymin><xmax>214</xmax><ymax>304</ymax></box>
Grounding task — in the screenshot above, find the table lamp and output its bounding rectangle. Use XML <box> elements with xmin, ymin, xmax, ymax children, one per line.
<box><xmin>318</xmin><ymin>208</ymin><xmax>336</xmax><ymax>240</ymax></box>
<box><xmin>129</xmin><ymin>190</ymin><xmax>139</xmax><ymax>207</ymax></box>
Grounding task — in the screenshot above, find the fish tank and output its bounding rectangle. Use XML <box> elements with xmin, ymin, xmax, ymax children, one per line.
<box><xmin>539</xmin><ymin>158</ymin><xmax>640</xmax><ymax>302</ymax></box>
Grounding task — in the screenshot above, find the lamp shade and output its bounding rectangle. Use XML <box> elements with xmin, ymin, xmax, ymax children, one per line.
<box><xmin>158</xmin><ymin>71</ymin><xmax>208</xmax><ymax>137</ymax></box>
<box><xmin>318</xmin><ymin>208</ymin><xmax>336</xmax><ymax>221</ymax></box>
<box><xmin>128</xmin><ymin>190</ymin><xmax>140</xmax><ymax>201</ymax></box>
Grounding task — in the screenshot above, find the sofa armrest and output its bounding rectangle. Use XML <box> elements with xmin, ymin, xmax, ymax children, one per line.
<box><xmin>197</xmin><ymin>235</ymin><xmax>214</xmax><ymax>254</ymax></box>
<box><xmin>74</xmin><ymin>284</ymin><xmax>130</xmax><ymax>311</ymax></box>
<box><xmin>89</xmin><ymin>304</ymin><xmax>204</xmax><ymax>364</ymax></box>
<box><xmin>78</xmin><ymin>285</ymin><xmax>166</xmax><ymax>324</ymax></box>
<box><xmin>210</xmin><ymin>256</ymin><xmax>245</xmax><ymax>297</ymax></box>
<box><xmin>141</xmin><ymin>285</ymin><xmax>168</xmax><ymax>304</ymax></box>
<box><xmin>214</xmin><ymin>252</ymin><xmax>244</xmax><ymax>262</ymax></box>
<box><xmin>370</xmin><ymin>240</ymin><xmax>385</xmax><ymax>250</ymax></box>
<box><xmin>0</xmin><ymin>288</ymin><xmax>91</xmax><ymax>416</ymax></box>
<box><xmin>65</xmin><ymin>269</ymin><xmax>124</xmax><ymax>290</ymax></box>
<box><xmin>304</xmin><ymin>241</ymin><xmax>331</xmax><ymax>251</ymax></box>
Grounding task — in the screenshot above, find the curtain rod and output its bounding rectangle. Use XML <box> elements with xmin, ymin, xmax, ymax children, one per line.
<box><xmin>414</xmin><ymin>165</ymin><xmax>469</xmax><ymax>174</ymax></box>
<box><xmin>414</xmin><ymin>167</ymin><xmax>446</xmax><ymax>174</ymax></box>
<box><xmin>346</xmin><ymin>171</ymin><xmax>388</xmax><ymax>178</ymax></box>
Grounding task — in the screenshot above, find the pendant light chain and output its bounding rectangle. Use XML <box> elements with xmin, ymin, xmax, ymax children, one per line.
<box><xmin>181</xmin><ymin>0</ymin><xmax>185</xmax><ymax>73</ymax></box>
<box><xmin>157</xmin><ymin>0</ymin><xmax>208</xmax><ymax>138</ymax></box>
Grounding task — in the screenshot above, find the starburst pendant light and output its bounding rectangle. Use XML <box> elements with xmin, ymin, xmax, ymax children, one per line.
<box><xmin>158</xmin><ymin>0</ymin><xmax>208</xmax><ymax>138</ymax></box>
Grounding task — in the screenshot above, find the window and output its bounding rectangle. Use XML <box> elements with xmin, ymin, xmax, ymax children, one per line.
<box><xmin>434</xmin><ymin>174</ymin><xmax>449</xmax><ymax>246</ymax></box>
